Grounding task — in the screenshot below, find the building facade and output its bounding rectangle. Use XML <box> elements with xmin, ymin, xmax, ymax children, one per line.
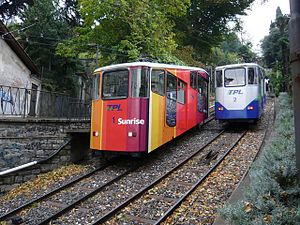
<box><xmin>0</xmin><ymin>20</ymin><xmax>41</xmax><ymax>116</ymax></box>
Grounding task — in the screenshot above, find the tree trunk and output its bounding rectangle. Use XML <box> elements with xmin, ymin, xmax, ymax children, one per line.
<box><xmin>289</xmin><ymin>0</ymin><xmax>300</xmax><ymax>181</ymax></box>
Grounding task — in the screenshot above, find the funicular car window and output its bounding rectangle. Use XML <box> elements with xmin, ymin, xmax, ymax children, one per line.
<box><xmin>151</xmin><ymin>70</ymin><xmax>165</xmax><ymax>96</ymax></box>
<box><xmin>92</xmin><ymin>73</ymin><xmax>100</xmax><ymax>100</ymax></box>
<box><xmin>248</xmin><ymin>68</ymin><xmax>258</xmax><ymax>84</ymax></box>
<box><xmin>197</xmin><ymin>74</ymin><xmax>208</xmax><ymax>113</ymax></box>
<box><xmin>166</xmin><ymin>72</ymin><xmax>177</xmax><ymax>127</ymax></box>
<box><xmin>167</xmin><ymin>72</ymin><xmax>177</xmax><ymax>101</ymax></box>
<box><xmin>131</xmin><ymin>67</ymin><xmax>149</xmax><ymax>98</ymax></box>
<box><xmin>216</xmin><ymin>70</ymin><xmax>223</xmax><ymax>87</ymax></box>
<box><xmin>177</xmin><ymin>79</ymin><xmax>186</xmax><ymax>104</ymax></box>
<box><xmin>258</xmin><ymin>68</ymin><xmax>264</xmax><ymax>96</ymax></box>
<box><xmin>224</xmin><ymin>68</ymin><xmax>246</xmax><ymax>87</ymax></box>
<box><xmin>190</xmin><ymin>71</ymin><xmax>197</xmax><ymax>90</ymax></box>
<box><xmin>102</xmin><ymin>70</ymin><xmax>129</xmax><ymax>99</ymax></box>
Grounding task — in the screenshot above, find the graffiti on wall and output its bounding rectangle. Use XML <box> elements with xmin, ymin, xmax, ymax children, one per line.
<box><xmin>0</xmin><ymin>90</ymin><xmax>14</xmax><ymax>105</ymax></box>
<box><xmin>0</xmin><ymin>89</ymin><xmax>16</xmax><ymax>114</ymax></box>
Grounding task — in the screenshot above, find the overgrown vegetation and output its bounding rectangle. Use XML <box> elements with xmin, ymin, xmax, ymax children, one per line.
<box><xmin>261</xmin><ymin>7</ymin><xmax>290</xmax><ymax>95</ymax></box>
<box><xmin>1</xmin><ymin>2</ymin><xmax>292</xmax><ymax>100</ymax></box>
<box><xmin>220</xmin><ymin>93</ymin><xmax>300</xmax><ymax>225</ymax></box>
<box><xmin>18</xmin><ymin>0</ymin><xmax>81</xmax><ymax>94</ymax></box>
<box><xmin>0</xmin><ymin>0</ymin><xmax>257</xmax><ymax>94</ymax></box>
<box><xmin>56</xmin><ymin>0</ymin><xmax>257</xmax><ymax>65</ymax></box>
<box><xmin>206</xmin><ymin>32</ymin><xmax>256</xmax><ymax>66</ymax></box>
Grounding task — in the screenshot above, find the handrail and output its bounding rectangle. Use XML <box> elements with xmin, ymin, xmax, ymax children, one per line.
<box><xmin>0</xmin><ymin>139</ymin><xmax>71</xmax><ymax>177</ymax></box>
<box><xmin>0</xmin><ymin>84</ymin><xmax>91</xmax><ymax>119</ymax></box>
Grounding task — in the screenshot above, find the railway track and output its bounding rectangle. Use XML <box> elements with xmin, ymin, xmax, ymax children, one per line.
<box><xmin>91</xmin><ymin>130</ymin><xmax>247</xmax><ymax>224</ymax></box>
<box><xmin>0</xmin><ymin>157</ymin><xmax>141</xmax><ymax>224</ymax></box>
<box><xmin>30</xmin><ymin>129</ymin><xmax>244</xmax><ymax>224</ymax></box>
<box><xmin>0</xmin><ymin>101</ymin><xmax>274</xmax><ymax>225</ymax></box>
<box><xmin>1</xmin><ymin>126</ymin><xmax>245</xmax><ymax>224</ymax></box>
<box><xmin>0</xmin><ymin>111</ymin><xmax>213</xmax><ymax>224</ymax></box>
<box><xmin>1</xmin><ymin>109</ymin><xmax>219</xmax><ymax>225</ymax></box>
<box><xmin>162</xmin><ymin>99</ymin><xmax>274</xmax><ymax>224</ymax></box>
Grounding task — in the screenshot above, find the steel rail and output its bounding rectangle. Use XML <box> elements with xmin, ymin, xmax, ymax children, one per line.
<box><xmin>212</xmin><ymin>113</ymin><xmax>272</xmax><ymax>217</ymax></box>
<box><xmin>91</xmin><ymin>129</ymin><xmax>225</xmax><ymax>225</ymax></box>
<box><xmin>154</xmin><ymin>130</ymin><xmax>247</xmax><ymax>225</ymax></box>
<box><xmin>37</xmin><ymin>163</ymin><xmax>141</xmax><ymax>225</ymax></box>
<box><xmin>0</xmin><ymin>157</ymin><xmax>120</xmax><ymax>221</ymax></box>
<box><xmin>38</xmin><ymin>116</ymin><xmax>217</xmax><ymax>225</ymax></box>
<box><xmin>1</xmin><ymin>110</ymin><xmax>216</xmax><ymax>224</ymax></box>
<box><xmin>162</xmin><ymin>102</ymin><xmax>273</xmax><ymax>225</ymax></box>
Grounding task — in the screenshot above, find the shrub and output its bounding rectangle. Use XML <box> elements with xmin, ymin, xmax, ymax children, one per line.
<box><xmin>220</xmin><ymin>93</ymin><xmax>300</xmax><ymax>225</ymax></box>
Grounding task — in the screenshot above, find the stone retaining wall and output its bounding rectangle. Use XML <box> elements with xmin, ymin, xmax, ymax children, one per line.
<box><xmin>0</xmin><ymin>118</ymin><xmax>90</xmax><ymax>195</ymax></box>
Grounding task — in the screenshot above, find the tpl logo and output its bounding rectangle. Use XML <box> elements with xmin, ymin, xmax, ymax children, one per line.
<box><xmin>107</xmin><ymin>104</ymin><xmax>122</xmax><ymax>111</ymax></box>
<box><xmin>228</xmin><ymin>90</ymin><xmax>243</xmax><ymax>95</ymax></box>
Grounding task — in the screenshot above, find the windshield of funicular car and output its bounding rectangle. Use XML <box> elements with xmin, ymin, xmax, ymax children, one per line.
<box><xmin>224</xmin><ymin>67</ymin><xmax>246</xmax><ymax>87</ymax></box>
<box><xmin>102</xmin><ymin>70</ymin><xmax>129</xmax><ymax>99</ymax></box>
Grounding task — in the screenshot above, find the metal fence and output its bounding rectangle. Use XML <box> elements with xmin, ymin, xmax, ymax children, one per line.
<box><xmin>0</xmin><ymin>85</ymin><xmax>91</xmax><ymax>120</ymax></box>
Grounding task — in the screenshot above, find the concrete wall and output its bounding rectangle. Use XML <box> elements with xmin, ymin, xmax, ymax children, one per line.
<box><xmin>0</xmin><ymin>39</ymin><xmax>29</xmax><ymax>87</ymax></box>
<box><xmin>0</xmin><ymin>38</ymin><xmax>41</xmax><ymax>115</ymax></box>
<box><xmin>0</xmin><ymin>118</ymin><xmax>90</xmax><ymax>195</ymax></box>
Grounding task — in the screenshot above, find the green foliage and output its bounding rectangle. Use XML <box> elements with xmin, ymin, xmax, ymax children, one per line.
<box><xmin>261</xmin><ymin>7</ymin><xmax>290</xmax><ymax>93</ymax></box>
<box><xmin>3</xmin><ymin>0</ymin><xmax>261</xmax><ymax>84</ymax></box>
<box><xmin>175</xmin><ymin>0</ymin><xmax>255</xmax><ymax>57</ymax></box>
<box><xmin>261</xmin><ymin>27</ymin><xmax>285</xmax><ymax>68</ymax></box>
<box><xmin>0</xmin><ymin>0</ymin><xmax>34</xmax><ymax>20</ymax></box>
<box><xmin>238</xmin><ymin>42</ymin><xmax>257</xmax><ymax>63</ymax></box>
<box><xmin>208</xmin><ymin>47</ymin><xmax>241</xmax><ymax>66</ymax></box>
<box><xmin>174</xmin><ymin>46</ymin><xmax>203</xmax><ymax>67</ymax></box>
<box><xmin>17</xmin><ymin>0</ymin><xmax>82</xmax><ymax>94</ymax></box>
<box><xmin>60</xmin><ymin>0</ymin><xmax>81</xmax><ymax>26</ymax></box>
<box><xmin>220</xmin><ymin>93</ymin><xmax>300</xmax><ymax>225</ymax></box>
<box><xmin>57</xmin><ymin>0</ymin><xmax>190</xmax><ymax>64</ymax></box>
<box><xmin>268</xmin><ymin>69</ymin><xmax>284</xmax><ymax>97</ymax></box>
<box><xmin>204</xmin><ymin>33</ymin><xmax>257</xmax><ymax>66</ymax></box>
<box><xmin>57</xmin><ymin>0</ymin><xmax>256</xmax><ymax>66</ymax></box>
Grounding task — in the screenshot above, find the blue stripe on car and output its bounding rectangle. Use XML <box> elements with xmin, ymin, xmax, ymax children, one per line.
<box><xmin>215</xmin><ymin>100</ymin><xmax>261</xmax><ymax>120</ymax></box>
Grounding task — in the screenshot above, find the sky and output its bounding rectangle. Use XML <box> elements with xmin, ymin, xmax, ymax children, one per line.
<box><xmin>241</xmin><ymin>0</ymin><xmax>290</xmax><ymax>54</ymax></box>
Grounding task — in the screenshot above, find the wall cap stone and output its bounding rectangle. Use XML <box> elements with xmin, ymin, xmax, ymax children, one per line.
<box><xmin>0</xmin><ymin>117</ymin><xmax>90</xmax><ymax>123</ymax></box>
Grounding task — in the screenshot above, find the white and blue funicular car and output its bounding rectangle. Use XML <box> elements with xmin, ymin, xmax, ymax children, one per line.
<box><xmin>214</xmin><ymin>63</ymin><xmax>266</xmax><ymax>123</ymax></box>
